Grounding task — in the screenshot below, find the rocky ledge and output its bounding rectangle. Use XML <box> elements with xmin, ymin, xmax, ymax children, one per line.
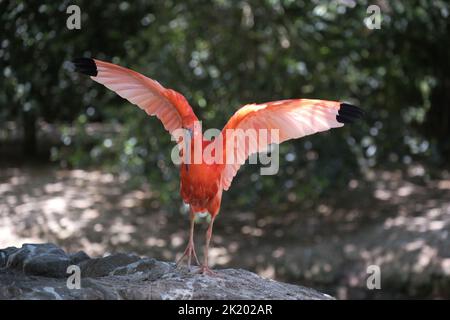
<box><xmin>0</xmin><ymin>243</ymin><xmax>333</xmax><ymax>300</ymax></box>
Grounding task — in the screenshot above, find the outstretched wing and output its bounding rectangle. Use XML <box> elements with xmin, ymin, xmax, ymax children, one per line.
<box><xmin>72</xmin><ymin>58</ymin><xmax>198</xmax><ymax>137</ymax></box>
<box><xmin>218</xmin><ymin>99</ymin><xmax>363</xmax><ymax>190</ymax></box>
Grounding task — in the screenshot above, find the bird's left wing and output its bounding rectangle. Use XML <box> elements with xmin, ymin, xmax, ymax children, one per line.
<box><xmin>72</xmin><ymin>58</ymin><xmax>198</xmax><ymax>139</ymax></box>
<box><xmin>216</xmin><ymin>99</ymin><xmax>363</xmax><ymax>191</ymax></box>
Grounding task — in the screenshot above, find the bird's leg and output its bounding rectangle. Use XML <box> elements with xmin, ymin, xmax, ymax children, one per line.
<box><xmin>176</xmin><ymin>210</ymin><xmax>200</xmax><ymax>268</ymax></box>
<box><xmin>198</xmin><ymin>215</ymin><xmax>217</xmax><ymax>276</ymax></box>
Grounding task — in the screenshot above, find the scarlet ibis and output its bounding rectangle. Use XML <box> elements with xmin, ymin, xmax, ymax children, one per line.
<box><xmin>73</xmin><ymin>58</ymin><xmax>363</xmax><ymax>275</ymax></box>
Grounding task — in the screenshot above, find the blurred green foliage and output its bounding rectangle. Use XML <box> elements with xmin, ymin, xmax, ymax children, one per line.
<box><xmin>1</xmin><ymin>0</ymin><xmax>449</xmax><ymax>211</ymax></box>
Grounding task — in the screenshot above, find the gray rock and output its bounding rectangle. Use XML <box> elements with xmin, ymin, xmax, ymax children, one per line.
<box><xmin>5</xmin><ymin>243</ymin><xmax>70</xmax><ymax>278</ymax></box>
<box><xmin>23</xmin><ymin>254</ymin><xmax>70</xmax><ymax>278</ymax></box>
<box><xmin>0</xmin><ymin>243</ymin><xmax>333</xmax><ymax>300</ymax></box>
<box><xmin>0</xmin><ymin>247</ymin><xmax>19</xmax><ymax>268</ymax></box>
<box><xmin>69</xmin><ymin>251</ymin><xmax>90</xmax><ymax>265</ymax></box>
<box><xmin>79</xmin><ymin>253</ymin><xmax>141</xmax><ymax>277</ymax></box>
<box><xmin>110</xmin><ymin>258</ymin><xmax>173</xmax><ymax>281</ymax></box>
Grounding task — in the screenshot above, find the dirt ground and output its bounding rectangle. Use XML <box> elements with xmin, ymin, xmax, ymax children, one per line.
<box><xmin>1</xmin><ymin>164</ymin><xmax>449</xmax><ymax>299</ymax></box>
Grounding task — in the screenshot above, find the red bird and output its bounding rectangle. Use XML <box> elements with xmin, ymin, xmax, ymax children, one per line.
<box><xmin>73</xmin><ymin>58</ymin><xmax>363</xmax><ymax>274</ymax></box>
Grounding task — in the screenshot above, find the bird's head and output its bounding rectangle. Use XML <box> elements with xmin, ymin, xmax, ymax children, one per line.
<box><xmin>183</xmin><ymin>119</ymin><xmax>202</xmax><ymax>140</ymax></box>
<box><xmin>180</xmin><ymin>120</ymin><xmax>203</xmax><ymax>170</ymax></box>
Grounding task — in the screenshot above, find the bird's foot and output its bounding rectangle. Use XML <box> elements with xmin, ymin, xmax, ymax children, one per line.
<box><xmin>197</xmin><ymin>265</ymin><xmax>219</xmax><ymax>277</ymax></box>
<box><xmin>176</xmin><ymin>241</ymin><xmax>200</xmax><ymax>269</ymax></box>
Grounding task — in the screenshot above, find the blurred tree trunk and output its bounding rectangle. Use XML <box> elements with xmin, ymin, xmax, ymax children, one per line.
<box><xmin>22</xmin><ymin>110</ymin><xmax>37</xmax><ymax>157</ymax></box>
<box><xmin>424</xmin><ymin>76</ymin><xmax>450</xmax><ymax>164</ymax></box>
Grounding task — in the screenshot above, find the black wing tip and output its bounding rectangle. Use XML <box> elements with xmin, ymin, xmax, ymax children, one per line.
<box><xmin>72</xmin><ymin>57</ymin><xmax>98</xmax><ymax>76</ymax></box>
<box><xmin>337</xmin><ymin>102</ymin><xmax>364</xmax><ymax>124</ymax></box>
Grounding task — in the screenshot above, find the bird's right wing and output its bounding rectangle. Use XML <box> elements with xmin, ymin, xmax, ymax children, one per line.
<box><xmin>72</xmin><ymin>58</ymin><xmax>198</xmax><ymax>139</ymax></box>
<box><xmin>216</xmin><ymin>99</ymin><xmax>363</xmax><ymax>191</ymax></box>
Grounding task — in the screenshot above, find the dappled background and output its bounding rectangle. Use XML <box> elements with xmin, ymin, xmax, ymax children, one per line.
<box><xmin>1</xmin><ymin>0</ymin><xmax>449</xmax><ymax>299</ymax></box>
